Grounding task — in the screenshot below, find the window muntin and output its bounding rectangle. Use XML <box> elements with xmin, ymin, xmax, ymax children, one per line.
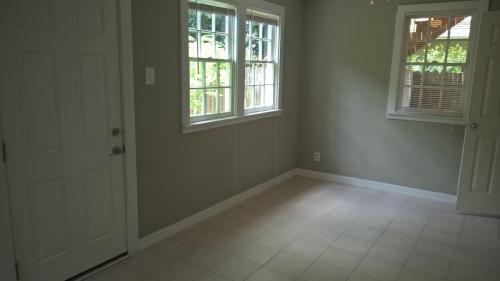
<box><xmin>188</xmin><ymin>1</ymin><xmax>235</xmax><ymax>121</ymax></box>
<box><xmin>398</xmin><ymin>14</ymin><xmax>472</xmax><ymax>118</ymax></box>
<box><xmin>245</xmin><ymin>10</ymin><xmax>279</xmax><ymax>113</ymax></box>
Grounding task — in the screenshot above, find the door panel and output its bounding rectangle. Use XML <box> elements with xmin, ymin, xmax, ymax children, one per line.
<box><xmin>0</xmin><ymin>1</ymin><xmax>127</xmax><ymax>280</ymax></box>
<box><xmin>458</xmin><ymin>11</ymin><xmax>500</xmax><ymax>215</ymax></box>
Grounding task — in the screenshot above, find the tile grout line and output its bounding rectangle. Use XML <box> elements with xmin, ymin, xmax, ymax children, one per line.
<box><xmin>443</xmin><ymin>212</ymin><xmax>466</xmax><ymax>281</ymax></box>
<box><xmin>344</xmin><ymin>193</ymin><xmax>413</xmax><ymax>281</ymax></box>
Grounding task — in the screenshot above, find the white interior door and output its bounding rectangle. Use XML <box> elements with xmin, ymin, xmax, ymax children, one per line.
<box><xmin>457</xmin><ymin>11</ymin><xmax>500</xmax><ymax>216</ymax></box>
<box><xmin>0</xmin><ymin>1</ymin><xmax>127</xmax><ymax>280</ymax></box>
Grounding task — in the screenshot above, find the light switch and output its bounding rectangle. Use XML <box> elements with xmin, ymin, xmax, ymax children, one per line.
<box><xmin>145</xmin><ymin>67</ymin><xmax>155</xmax><ymax>85</ymax></box>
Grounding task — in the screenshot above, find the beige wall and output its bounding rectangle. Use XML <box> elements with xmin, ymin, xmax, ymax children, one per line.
<box><xmin>132</xmin><ymin>0</ymin><xmax>303</xmax><ymax>238</ymax></box>
<box><xmin>298</xmin><ymin>0</ymin><xmax>500</xmax><ymax>195</ymax></box>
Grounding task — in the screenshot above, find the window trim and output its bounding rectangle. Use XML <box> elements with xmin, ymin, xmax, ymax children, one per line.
<box><xmin>180</xmin><ymin>0</ymin><xmax>285</xmax><ymax>134</ymax></box>
<box><xmin>386</xmin><ymin>0</ymin><xmax>489</xmax><ymax>125</ymax></box>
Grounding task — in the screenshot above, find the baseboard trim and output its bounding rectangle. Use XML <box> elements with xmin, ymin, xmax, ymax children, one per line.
<box><xmin>138</xmin><ymin>169</ymin><xmax>297</xmax><ymax>250</ymax></box>
<box><xmin>296</xmin><ymin>169</ymin><xmax>457</xmax><ymax>204</ymax></box>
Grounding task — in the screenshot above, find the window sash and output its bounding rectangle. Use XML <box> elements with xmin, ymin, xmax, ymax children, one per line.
<box><xmin>396</xmin><ymin>13</ymin><xmax>472</xmax><ymax>118</ymax></box>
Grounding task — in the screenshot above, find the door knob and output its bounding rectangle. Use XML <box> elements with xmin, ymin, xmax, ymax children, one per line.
<box><xmin>112</xmin><ymin>127</ymin><xmax>121</xmax><ymax>136</ymax></box>
<box><xmin>470</xmin><ymin>122</ymin><xmax>479</xmax><ymax>129</ymax></box>
<box><xmin>110</xmin><ymin>145</ymin><xmax>124</xmax><ymax>156</ymax></box>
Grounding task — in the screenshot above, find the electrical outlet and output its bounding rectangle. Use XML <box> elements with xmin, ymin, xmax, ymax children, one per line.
<box><xmin>145</xmin><ymin>67</ymin><xmax>155</xmax><ymax>85</ymax></box>
<box><xmin>313</xmin><ymin>152</ymin><xmax>321</xmax><ymax>162</ymax></box>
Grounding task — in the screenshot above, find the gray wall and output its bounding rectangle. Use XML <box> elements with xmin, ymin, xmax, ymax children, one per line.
<box><xmin>298</xmin><ymin>0</ymin><xmax>500</xmax><ymax>195</ymax></box>
<box><xmin>132</xmin><ymin>0</ymin><xmax>303</xmax><ymax>238</ymax></box>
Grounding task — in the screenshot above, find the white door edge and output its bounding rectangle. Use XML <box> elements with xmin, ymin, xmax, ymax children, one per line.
<box><xmin>0</xmin><ymin>0</ymin><xmax>139</xmax><ymax>279</ymax></box>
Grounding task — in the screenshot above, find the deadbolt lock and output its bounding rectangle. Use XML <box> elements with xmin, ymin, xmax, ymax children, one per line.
<box><xmin>110</xmin><ymin>146</ymin><xmax>124</xmax><ymax>156</ymax></box>
<box><xmin>112</xmin><ymin>127</ymin><xmax>121</xmax><ymax>136</ymax></box>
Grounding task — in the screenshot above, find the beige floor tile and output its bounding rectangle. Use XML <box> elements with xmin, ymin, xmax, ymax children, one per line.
<box><xmin>125</xmin><ymin>250</ymin><xmax>175</xmax><ymax>275</ymax></box>
<box><xmin>344</xmin><ymin>224</ymin><xmax>385</xmax><ymax>242</ymax></box>
<box><xmin>398</xmin><ymin>269</ymin><xmax>445</xmax><ymax>281</ymax></box>
<box><xmin>212</xmin><ymin>255</ymin><xmax>260</xmax><ymax>281</ymax></box>
<box><xmin>194</xmin><ymin>272</ymin><xmax>232</xmax><ymax>281</ymax></box>
<box><xmin>184</xmin><ymin>247</ymin><xmax>229</xmax><ymax>269</ymax></box>
<box><xmin>301</xmin><ymin>261</ymin><xmax>351</xmax><ymax>281</ymax></box>
<box><xmin>412</xmin><ymin>240</ymin><xmax>454</xmax><ymax>262</ymax></box>
<box><xmin>448</xmin><ymin>264</ymin><xmax>497</xmax><ymax>281</ymax></box>
<box><xmin>354</xmin><ymin>257</ymin><xmax>402</xmax><ymax>281</ymax></box>
<box><xmin>367</xmin><ymin>244</ymin><xmax>409</xmax><ymax>266</ymax></box>
<box><xmin>332</xmin><ymin>235</ymin><xmax>374</xmax><ymax>255</ymax></box>
<box><xmin>235</xmin><ymin>241</ymin><xmax>280</xmax><ymax>264</ymax></box>
<box><xmin>287</xmin><ymin>238</ymin><xmax>329</xmax><ymax>259</ymax></box>
<box><xmin>247</xmin><ymin>266</ymin><xmax>296</xmax><ymax>281</ymax></box>
<box><xmin>404</xmin><ymin>253</ymin><xmax>450</xmax><ymax>280</ymax></box>
<box><xmin>152</xmin><ymin>261</ymin><xmax>205</xmax><ymax>281</ymax></box>
<box><xmin>267</xmin><ymin>250</ymin><xmax>315</xmax><ymax>276</ymax></box>
<box><xmin>302</xmin><ymin>225</ymin><xmax>343</xmax><ymax>245</ymax></box>
<box><xmin>347</xmin><ymin>273</ymin><xmax>380</xmax><ymax>281</ymax></box>
<box><xmin>377</xmin><ymin>231</ymin><xmax>418</xmax><ymax>252</ymax></box>
<box><xmin>318</xmin><ymin>247</ymin><xmax>363</xmax><ymax>271</ymax></box>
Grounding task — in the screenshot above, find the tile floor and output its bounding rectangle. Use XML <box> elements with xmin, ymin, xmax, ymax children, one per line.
<box><xmin>87</xmin><ymin>176</ymin><xmax>500</xmax><ymax>281</ymax></box>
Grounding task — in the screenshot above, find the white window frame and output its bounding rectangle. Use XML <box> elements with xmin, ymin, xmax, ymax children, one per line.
<box><xmin>180</xmin><ymin>0</ymin><xmax>285</xmax><ymax>133</ymax></box>
<box><xmin>386</xmin><ymin>0</ymin><xmax>488</xmax><ymax>124</ymax></box>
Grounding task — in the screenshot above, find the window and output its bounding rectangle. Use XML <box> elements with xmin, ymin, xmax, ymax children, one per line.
<box><xmin>187</xmin><ymin>1</ymin><xmax>236</xmax><ymax>122</ymax></box>
<box><xmin>245</xmin><ymin>10</ymin><xmax>279</xmax><ymax>112</ymax></box>
<box><xmin>181</xmin><ymin>0</ymin><xmax>284</xmax><ymax>133</ymax></box>
<box><xmin>386</xmin><ymin>1</ymin><xmax>487</xmax><ymax>124</ymax></box>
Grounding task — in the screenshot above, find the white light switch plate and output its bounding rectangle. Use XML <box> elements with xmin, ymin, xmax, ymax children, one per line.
<box><xmin>145</xmin><ymin>67</ymin><xmax>155</xmax><ymax>85</ymax></box>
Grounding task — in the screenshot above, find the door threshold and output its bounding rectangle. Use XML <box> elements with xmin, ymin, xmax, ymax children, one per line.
<box><xmin>67</xmin><ymin>253</ymin><xmax>129</xmax><ymax>281</ymax></box>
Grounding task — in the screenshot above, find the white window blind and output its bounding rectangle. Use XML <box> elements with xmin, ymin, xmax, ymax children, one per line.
<box><xmin>399</xmin><ymin>14</ymin><xmax>472</xmax><ymax>118</ymax></box>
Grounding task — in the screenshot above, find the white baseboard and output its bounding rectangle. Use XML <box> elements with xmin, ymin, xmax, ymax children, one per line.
<box><xmin>138</xmin><ymin>169</ymin><xmax>298</xmax><ymax>250</ymax></box>
<box><xmin>296</xmin><ymin>169</ymin><xmax>457</xmax><ymax>204</ymax></box>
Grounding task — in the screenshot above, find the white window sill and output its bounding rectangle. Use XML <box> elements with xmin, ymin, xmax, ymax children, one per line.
<box><xmin>182</xmin><ymin>109</ymin><xmax>283</xmax><ymax>134</ymax></box>
<box><xmin>386</xmin><ymin>112</ymin><xmax>467</xmax><ymax>125</ymax></box>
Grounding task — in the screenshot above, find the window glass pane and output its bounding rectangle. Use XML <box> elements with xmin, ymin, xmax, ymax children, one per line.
<box><xmin>441</xmin><ymin>89</ymin><xmax>463</xmax><ymax>112</ymax></box>
<box><xmin>408</xmin><ymin>17</ymin><xmax>430</xmax><ymax>42</ymax></box>
<box><xmin>246</xmin><ymin>22</ymin><xmax>251</xmax><ymax>36</ymax></box>
<box><xmin>189</xmin><ymin>31</ymin><xmax>199</xmax><ymax>57</ymax></box>
<box><xmin>205</xmin><ymin>89</ymin><xmax>217</xmax><ymax>114</ymax></box>
<box><xmin>220</xmin><ymin>62</ymin><xmax>231</xmax><ymax>86</ymax></box>
<box><xmin>215</xmin><ymin>14</ymin><xmax>226</xmax><ymax>33</ymax></box>
<box><xmin>255</xmin><ymin>85</ymin><xmax>264</xmax><ymax>107</ymax></box>
<box><xmin>200</xmin><ymin>12</ymin><xmax>212</xmax><ymax>31</ymax></box>
<box><xmin>252</xmin><ymin>22</ymin><xmax>260</xmax><ymax>37</ymax></box>
<box><xmin>444</xmin><ymin>66</ymin><xmax>465</xmax><ymax>86</ymax></box>
<box><xmin>245</xmin><ymin>86</ymin><xmax>254</xmax><ymax>109</ymax></box>
<box><xmin>421</xmin><ymin>88</ymin><xmax>441</xmax><ymax>110</ymax></box>
<box><xmin>219</xmin><ymin>88</ymin><xmax>231</xmax><ymax>113</ymax></box>
<box><xmin>189</xmin><ymin>10</ymin><xmax>197</xmax><ymax>29</ymax></box>
<box><xmin>426</xmin><ymin>41</ymin><xmax>446</xmax><ymax>63</ymax></box>
<box><xmin>407</xmin><ymin>42</ymin><xmax>426</xmax><ymax>63</ymax></box>
<box><xmin>262</xmin><ymin>24</ymin><xmax>269</xmax><ymax>39</ymax></box>
<box><xmin>190</xmin><ymin>61</ymin><xmax>203</xmax><ymax>88</ymax></box>
<box><xmin>255</xmin><ymin>63</ymin><xmax>264</xmax><ymax>85</ymax></box>
<box><xmin>264</xmin><ymin>63</ymin><xmax>274</xmax><ymax>84</ymax></box>
<box><xmin>449</xmin><ymin>16</ymin><xmax>471</xmax><ymax>39</ymax></box>
<box><xmin>447</xmin><ymin>41</ymin><xmax>468</xmax><ymax>63</ymax></box>
<box><xmin>190</xmin><ymin>89</ymin><xmax>203</xmax><ymax>116</ymax></box>
<box><xmin>215</xmin><ymin>34</ymin><xmax>228</xmax><ymax>59</ymax></box>
<box><xmin>245</xmin><ymin>63</ymin><xmax>253</xmax><ymax>85</ymax></box>
<box><xmin>205</xmin><ymin>62</ymin><xmax>218</xmax><ymax>87</ymax></box>
<box><xmin>423</xmin><ymin>65</ymin><xmax>443</xmax><ymax>86</ymax></box>
<box><xmin>262</xmin><ymin>40</ymin><xmax>269</xmax><ymax>61</ymax></box>
<box><xmin>251</xmin><ymin>39</ymin><xmax>260</xmax><ymax>60</ymax></box>
<box><xmin>429</xmin><ymin>17</ymin><xmax>451</xmax><ymax>39</ymax></box>
<box><xmin>245</xmin><ymin>39</ymin><xmax>251</xmax><ymax>61</ymax></box>
<box><xmin>200</xmin><ymin>32</ymin><xmax>214</xmax><ymax>58</ymax></box>
<box><xmin>264</xmin><ymin>85</ymin><xmax>274</xmax><ymax>106</ymax></box>
<box><xmin>404</xmin><ymin>65</ymin><xmax>423</xmax><ymax>86</ymax></box>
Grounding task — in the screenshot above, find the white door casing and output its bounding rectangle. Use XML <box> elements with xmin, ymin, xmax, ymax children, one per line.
<box><xmin>457</xmin><ymin>11</ymin><xmax>500</xmax><ymax>216</ymax></box>
<box><xmin>0</xmin><ymin>0</ymin><xmax>132</xmax><ymax>280</ymax></box>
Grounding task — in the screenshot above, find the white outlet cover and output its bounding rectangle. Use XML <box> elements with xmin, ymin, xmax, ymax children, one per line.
<box><xmin>145</xmin><ymin>67</ymin><xmax>155</xmax><ymax>85</ymax></box>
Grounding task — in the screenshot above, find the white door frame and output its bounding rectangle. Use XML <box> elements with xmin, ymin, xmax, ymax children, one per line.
<box><xmin>0</xmin><ymin>0</ymin><xmax>139</xmax><ymax>279</ymax></box>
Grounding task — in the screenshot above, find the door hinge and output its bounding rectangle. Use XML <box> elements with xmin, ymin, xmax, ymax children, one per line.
<box><xmin>2</xmin><ymin>142</ymin><xmax>6</xmax><ymax>163</ymax></box>
<box><xmin>122</xmin><ymin>144</ymin><xmax>126</xmax><ymax>153</ymax></box>
<box><xmin>14</xmin><ymin>261</ymin><xmax>19</xmax><ymax>280</ymax></box>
